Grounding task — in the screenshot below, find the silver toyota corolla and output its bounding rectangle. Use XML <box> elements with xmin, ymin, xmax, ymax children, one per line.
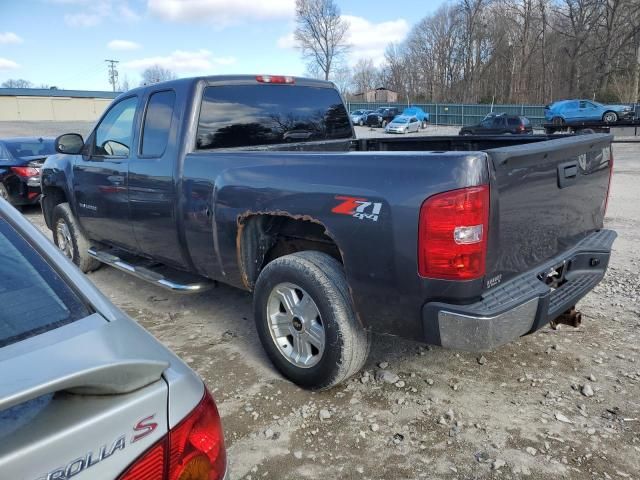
<box><xmin>0</xmin><ymin>199</ymin><xmax>227</xmax><ymax>480</ymax></box>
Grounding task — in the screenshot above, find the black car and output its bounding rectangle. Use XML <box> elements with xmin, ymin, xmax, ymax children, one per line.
<box><xmin>459</xmin><ymin>114</ymin><xmax>533</xmax><ymax>135</ymax></box>
<box><xmin>366</xmin><ymin>107</ymin><xmax>400</xmax><ymax>128</ymax></box>
<box><xmin>0</xmin><ymin>137</ymin><xmax>55</xmax><ymax>207</ymax></box>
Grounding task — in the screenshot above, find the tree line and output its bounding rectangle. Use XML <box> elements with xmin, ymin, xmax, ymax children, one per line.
<box><xmin>296</xmin><ymin>0</ymin><xmax>640</xmax><ymax>104</ymax></box>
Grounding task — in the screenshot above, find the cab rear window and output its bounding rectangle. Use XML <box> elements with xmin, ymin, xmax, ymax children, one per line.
<box><xmin>0</xmin><ymin>219</ymin><xmax>90</xmax><ymax>348</ymax></box>
<box><xmin>196</xmin><ymin>84</ymin><xmax>352</xmax><ymax>149</ymax></box>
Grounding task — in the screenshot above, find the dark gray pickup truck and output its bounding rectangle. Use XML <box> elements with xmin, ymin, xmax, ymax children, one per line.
<box><xmin>41</xmin><ymin>75</ymin><xmax>616</xmax><ymax>389</ymax></box>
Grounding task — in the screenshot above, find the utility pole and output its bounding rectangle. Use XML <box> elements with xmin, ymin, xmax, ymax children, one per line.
<box><xmin>105</xmin><ymin>59</ymin><xmax>119</xmax><ymax>92</ymax></box>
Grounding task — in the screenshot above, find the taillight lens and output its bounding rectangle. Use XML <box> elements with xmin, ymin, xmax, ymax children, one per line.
<box><xmin>118</xmin><ymin>389</ymin><xmax>226</xmax><ymax>480</ymax></box>
<box><xmin>11</xmin><ymin>166</ymin><xmax>40</xmax><ymax>178</ymax></box>
<box><xmin>168</xmin><ymin>389</ymin><xmax>225</xmax><ymax>480</ymax></box>
<box><xmin>418</xmin><ymin>185</ymin><xmax>490</xmax><ymax>280</ymax></box>
<box><xmin>604</xmin><ymin>150</ymin><xmax>614</xmax><ymax>216</ymax></box>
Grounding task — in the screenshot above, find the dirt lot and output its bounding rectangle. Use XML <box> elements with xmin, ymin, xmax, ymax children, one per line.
<box><xmin>22</xmin><ymin>141</ymin><xmax>639</xmax><ymax>480</ymax></box>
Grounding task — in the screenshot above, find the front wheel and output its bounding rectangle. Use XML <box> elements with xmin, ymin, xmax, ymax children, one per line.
<box><xmin>552</xmin><ymin>116</ymin><xmax>565</xmax><ymax>126</ymax></box>
<box><xmin>603</xmin><ymin>111</ymin><xmax>618</xmax><ymax>123</ymax></box>
<box><xmin>52</xmin><ymin>203</ymin><xmax>101</xmax><ymax>273</ymax></box>
<box><xmin>253</xmin><ymin>251</ymin><xmax>370</xmax><ymax>390</ymax></box>
<box><xmin>358</xmin><ymin>119</ymin><xmax>364</xmax><ymax>126</ymax></box>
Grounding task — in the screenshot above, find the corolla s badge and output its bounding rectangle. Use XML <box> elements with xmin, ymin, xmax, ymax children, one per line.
<box><xmin>34</xmin><ymin>413</ymin><xmax>157</xmax><ymax>480</ymax></box>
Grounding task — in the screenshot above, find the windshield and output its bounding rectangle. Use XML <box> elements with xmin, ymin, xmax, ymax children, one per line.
<box><xmin>0</xmin><ymin>218</ymin><xmax>90</xmax><ymax>348</ymax></box>
<box><xmin>3</xmin><ymin>139</ymin><xmax>55</xmax><ymax>159</ymax></box>
<box><xmin>392</xmin><ymin>118</ymin><xmax>409</xmax><ymax>124</ymax></box>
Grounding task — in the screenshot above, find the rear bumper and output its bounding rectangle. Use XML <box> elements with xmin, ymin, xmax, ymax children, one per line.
<box><xmin>422</xmin><ymin>229</ymin><xmax>616</xmax><ymax>351</ymax></box>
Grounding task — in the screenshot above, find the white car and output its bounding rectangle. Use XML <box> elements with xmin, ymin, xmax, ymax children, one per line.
<box><xmin>385</xmin><ymin>116</ymin><xmax>421</xmax><ymax>134</ymax></box>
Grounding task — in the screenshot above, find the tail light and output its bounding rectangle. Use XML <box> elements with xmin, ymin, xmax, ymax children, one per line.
<box><xmin>118</xmin><ymin>389</ymin><xmax>226</xmax><ymax>480</ymax></box>
<box><xmin>604</xmin><ymin>150</ymin><xmax>614</xmax><ymax>216</ymax></box>
<box><xmin>418</xmin><ymin>185</ymin><xmax>490</xmax><ymax>280</ymax></box>
<box><xmin>11</xmin><ymin>166</ymin><xmax>40</xmax><ymax>178</ymax></box>
<box><xmin>256</xmin><ymin>75</ymin><xmax>294</xmax><ymax>84</ymax></box>
<box><xmin>517</xmin><ymin>125</ymin><xmax>525</xmax><ymax>132</ymax></box>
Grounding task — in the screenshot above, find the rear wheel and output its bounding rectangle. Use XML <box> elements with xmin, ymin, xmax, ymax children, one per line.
<box><xmin>382</xmin><ymin>120</ymin><xmax>388</xmax><ymax>128</ymax></box>
<box><xmin>253</xmin><ymin>251</ymin><xmax>370</xmax><ymax>390</ymax></box>
<box><xmin>603</xmin><ymin>111</ymin><xmax>618</xmax><ymax>123</ymax></box>
<box><xmin>52</xmin><ymin>203</ymin><xmax>101</xmax><ymax>273</ymax></box>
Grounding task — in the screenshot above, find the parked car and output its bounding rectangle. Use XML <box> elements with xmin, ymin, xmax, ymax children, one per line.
<box><xmin>545</xmin><ymin>100</ymin><xmax>635</xmax><ymax>125</ymax></box>
<box><xmin>459</xmin><ymin>114</ymin><xmax>533</xmax><ymax>135</ymax></box>
<box><xmin>42</xmin><ymin>74</ymin><xmax>615</xmax><ymax>390</ymax></box>
<box><xmin>0</xmin><ymin>137</ymin><xmax>55</xmax><ymax>207</ymax></box>
<box><xmin>0</xmin><ymin>198</ymin><xmax>227</xmax><ymax>479</ymax></box>
<box><xmin>365</xmin><ymin>107</ymin><xmax>400</xmax><ymax>127</ymax></box>
<box><xmin>350</xmin><ymin>109</ymin><xmax>371</xmax><ymax>126</ymax></box>
<box><xmin>385</xmin><ymin>115</ymin><xmax>421</xmax><ymax>134</ymax></box>
<box><xmin>402</xmin><ymin>107</ymin><xmax>429</xmax><ymax>127</ymax></box>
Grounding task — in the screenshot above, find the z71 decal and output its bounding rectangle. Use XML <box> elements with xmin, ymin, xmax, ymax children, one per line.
<box><xmin>332</xmin><ymin>196</ymin><xmax>382</xmax><ymax>222</ymax></box>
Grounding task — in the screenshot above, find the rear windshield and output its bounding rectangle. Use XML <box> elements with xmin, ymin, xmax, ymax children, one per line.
<box><xmin>196</xmin><ymin>84</ymin><xmax>352</xmax><ymax>149</ymax></box>
<box><xmin>3</xmin><ymin>139</ymin><xmax>55</xmax><ymax>159</ymax></box>
<box><xmin>507</xmin><ymin>118</ymin><xmax>520</xmax><ymax>126</ymax></box>
<box><xmin>0</xmin><ymin>218</ymin><xmax>90</xmax><ymax>348</ymax></box>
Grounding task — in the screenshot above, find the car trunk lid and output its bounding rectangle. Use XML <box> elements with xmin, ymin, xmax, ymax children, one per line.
<box><xmin>0</xmin><ymin>316</ymin><xmax>172</xmax><ymax>479</ymax></box>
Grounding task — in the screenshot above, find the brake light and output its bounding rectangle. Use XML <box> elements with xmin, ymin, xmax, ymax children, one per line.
<box><xmin>256</xmin><ymin>75</ymin><xmax>295</xmax><ymax>84</ymax></box>
<box><xmin>604</xmin><ymin>150</ymin><xmax>614</xmax><ymax>216</ymax></box>
<box><xmin>11</xmin><ymin>166</ymin><xmax>40</xmax><ymax>178</ymax></box>
<box><xmin>118</xmin><ymin>389</ymin><xmax>226</xmax><ymax>480</ymax></box>
<box><xmin>418</xmin><ymin>185</ymin><xmax>490</xmax><ymax>280</ymax></box>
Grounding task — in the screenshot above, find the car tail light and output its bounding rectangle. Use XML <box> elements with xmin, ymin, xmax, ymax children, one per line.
<box><xmin>418</xmin><ymin>185</ymin><xmax>490</xmax><ymax>280</ymax></box>
<box><xmin>256</xmin><ymin>75</ymin><xmax>295</xmax><ymax>84</ymax></box>
<box><xmin>118</xmin><ymin>389</ymin><xmax>226</xmax><ymax>480</ymax></box>
<box><xmin>11</xmin><ymin>166</ymin><xmax>40</xmax><ymax>178</ymax></box>
<box><xmin>604</xmin><ymin>150</ymin><xmax>614</xmax><ymax>216</ymax></box>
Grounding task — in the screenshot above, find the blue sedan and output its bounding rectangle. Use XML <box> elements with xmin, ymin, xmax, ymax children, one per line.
<box><xmin>545</xmin><ymin>100</ymin><xmax>634</xmax><ymax>125</ymax></box>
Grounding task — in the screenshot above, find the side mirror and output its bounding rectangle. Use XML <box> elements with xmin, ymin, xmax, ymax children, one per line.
<box><xmin>55</xmin><ymin>133</ymin><xmax>84</xmax><ymax>154</ymax></box>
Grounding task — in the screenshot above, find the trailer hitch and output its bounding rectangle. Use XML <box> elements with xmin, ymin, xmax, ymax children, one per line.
<box><xmin>550</xmin><ymin>306</ymin><xmax>582</xmax><ymax>329</ymax></box>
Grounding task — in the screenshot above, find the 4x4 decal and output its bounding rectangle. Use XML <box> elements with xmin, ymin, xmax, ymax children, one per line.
<box><xmin>332</xmin><ymin>195</ymin><xmax>382</xmax><ymax>222</ymax></box>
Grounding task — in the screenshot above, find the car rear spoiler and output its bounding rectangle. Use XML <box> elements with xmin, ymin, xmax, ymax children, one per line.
<box><xmin>0</xmin><ymin>314</ymin><xmax>170</xmax><ymax>412</ymax></box>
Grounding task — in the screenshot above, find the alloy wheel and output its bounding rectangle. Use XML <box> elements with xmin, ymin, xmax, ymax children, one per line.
<box><xmin>266</xmin><ymin>282</ymin><xmax>325</xmax><ymax>368</ymax></box>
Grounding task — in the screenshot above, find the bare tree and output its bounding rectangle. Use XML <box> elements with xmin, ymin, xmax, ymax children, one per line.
<box><xmin>1</xmin><ymin>79</ymin><xmax>33</xmax><ymax>88</ymax></box>
<box><xmin>140</xmin><ymin>65</ymin><xmax>177</xmax><ymax>85</ymax></box>
<box><xmin>294</xmin><ymin>0</ymin><xmax>350</xmax><ymax>80</ymax></box>
<box><xmin>373</xmin><ymin>0</ymin><xmax>640</xmax><ymax>104</ymax></box>
<box><xmin>351</xmin><ymin>58</ymin><xmax>377</xmax><ymax>94</ymax></box>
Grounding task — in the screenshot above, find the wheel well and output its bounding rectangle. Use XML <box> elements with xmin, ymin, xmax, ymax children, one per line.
<box><xmin>238</xmin><ymin>214</ymin><xmax>342</xmax><ymax>290</ymax></box>
<box><xmin>41</xmin><ymin>186</ymin><xmax>67</xmax><ymax>229</ymax></box>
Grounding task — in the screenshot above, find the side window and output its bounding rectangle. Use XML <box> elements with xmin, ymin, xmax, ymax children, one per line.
<box><xmin>492</xmin><ymin>117</ymin><xmax>505</xmax><ymax>127</ymax></box>
<box><xmin>94</xmin><ymin>96</ymin><xmax>137</xmax><ymax>157</ymax></box>
<box><xmin>480</xmin><ymin>118</ymin><xmax>492</xmax><ymax>128</ymax></box>
<box><xmin>141</xmin><ymin>90</ymin><xmax>176</xmax><ymax>157</ymax></box>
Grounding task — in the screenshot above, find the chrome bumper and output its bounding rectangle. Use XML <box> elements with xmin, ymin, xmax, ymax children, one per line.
<box><xmin>422</xmin><ymin>229</ymin><xmax>616</xmax><ymax>351</ymax></box>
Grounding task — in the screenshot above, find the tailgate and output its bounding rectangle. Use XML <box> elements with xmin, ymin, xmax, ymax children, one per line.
<box><xmin>486</xmin><ymin>134</ymin><xmax>613</xmax><ymax>284</ymax></box>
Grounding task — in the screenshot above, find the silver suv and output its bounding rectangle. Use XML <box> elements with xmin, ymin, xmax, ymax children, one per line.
<box><xmin>0</xmin><ymin>198</ymin><xmax>227</xmax><ymax>480</ymax></box>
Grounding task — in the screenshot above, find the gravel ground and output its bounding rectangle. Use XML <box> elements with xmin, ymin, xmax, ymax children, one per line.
<box><xmin>21</xmin><ymin>141</ymin><xmax>639</xmax><ymax>480</ymax></box>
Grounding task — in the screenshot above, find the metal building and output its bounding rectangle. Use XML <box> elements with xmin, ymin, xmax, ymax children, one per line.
<box><xmin>0</xmin><ymin>88</ymin><xmax>119</xmax><ymax>122</ymax></box>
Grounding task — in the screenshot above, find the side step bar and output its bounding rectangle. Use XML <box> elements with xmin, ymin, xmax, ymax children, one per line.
<box><xmin>88</xmin><ymin>247</ymin><xmax>214</xmax><ymax>293</ymax></box>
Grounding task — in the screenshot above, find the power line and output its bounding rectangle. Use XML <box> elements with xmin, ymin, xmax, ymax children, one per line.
<box><xmin>105</xmin><ymin>59</ymin><xmax>120</xmax><ymax>92</ymax></box>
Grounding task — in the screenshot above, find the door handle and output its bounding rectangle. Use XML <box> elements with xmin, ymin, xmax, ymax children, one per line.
<box><xmin>557</xmin><ymin>161</ymin><xmax>579</xmax><ymax>188</ymax></box>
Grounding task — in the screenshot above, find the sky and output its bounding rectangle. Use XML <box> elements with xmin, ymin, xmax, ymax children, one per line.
<box><xmin>0</xmin><ymin>0</ymin><xmax>446</xmax><ymax>92</ymax></box>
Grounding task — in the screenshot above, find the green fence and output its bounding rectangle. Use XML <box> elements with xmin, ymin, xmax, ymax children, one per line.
<box><xmin>346</xmin><ymin>102</ymin><xmax>547</xmax><ymax>128</ymax></box>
